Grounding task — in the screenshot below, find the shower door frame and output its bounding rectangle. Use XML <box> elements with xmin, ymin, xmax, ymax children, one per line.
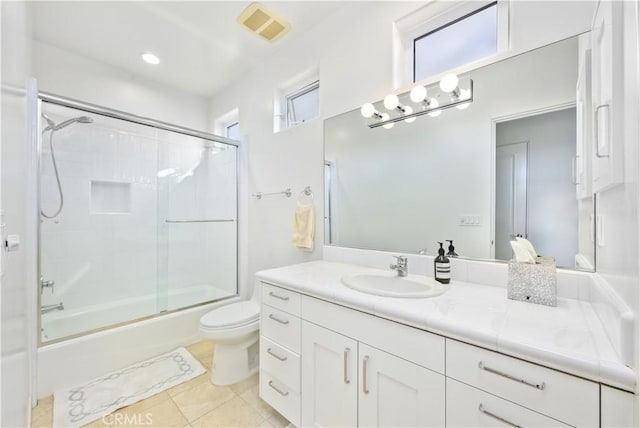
<box><xmin>37</xmin><ymin>92</ymin><xmax>241</xmax><ymax>346</ymax></box>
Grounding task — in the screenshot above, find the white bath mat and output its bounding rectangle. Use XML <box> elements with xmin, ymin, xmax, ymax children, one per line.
<box><xmin>53</xmin><ymin>347</ymin><xmax>205</xmax><ymax>428</ymax></box>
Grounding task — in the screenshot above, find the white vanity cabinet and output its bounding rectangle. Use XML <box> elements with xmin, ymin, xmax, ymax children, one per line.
<box><xmin>301</xmin><ymin>321</ymin><xmax>445</xmax><ymax>428</ymax></box>
<box><xmin>446</xmin><ymin>339</ymin><xmax>599</xmax><ymax>427</ymax></box>
<box><xmin>257</xmin><ymin>277</ymin><xmax>632</xmax><ymax>428</ymax></box>
<box><xmin>259</xmin><ymin>283</ymin><xmax>302</xmax><ymax>427</ymax></box>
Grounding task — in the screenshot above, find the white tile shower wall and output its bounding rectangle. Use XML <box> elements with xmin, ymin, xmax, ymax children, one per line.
<box><xmin>40</xmin><ymin>121</ymin><xmax>160</xmax><ymax>310</ymax></box>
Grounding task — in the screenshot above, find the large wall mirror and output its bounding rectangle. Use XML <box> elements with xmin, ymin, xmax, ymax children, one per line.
<box><xmin>324</xmin><ymin>34</ymin><xmax>595</xmax><ymax>271</ymax></box>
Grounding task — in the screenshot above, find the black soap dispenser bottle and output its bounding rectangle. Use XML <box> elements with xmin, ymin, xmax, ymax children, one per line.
<box><xmin>434</xmin><ymin>242</ymin><xmax>451</xmax><ymax>284</ymax></box>
<box><xmin>446</xmin><ymin>240</ymin><xmax>458</xmax><ymax>257</ymax></box>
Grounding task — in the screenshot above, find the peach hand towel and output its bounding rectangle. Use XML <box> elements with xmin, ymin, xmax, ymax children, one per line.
<box><xmin>292</xmin><ymin>201</ymin><xmax>315</xmax><ymax>250</ymax></box>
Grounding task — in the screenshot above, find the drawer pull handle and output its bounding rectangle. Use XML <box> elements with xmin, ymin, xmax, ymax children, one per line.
<box><xmin>594</xmin><ymin>103</ymin><xmax>610</xmax><ymax>158</ymax></box>
<box><xmin>362</xmin><ymin>356</ymin><xmax>370</xmax><ymax>394</ymax></box>
<box><xmin>267</xmin><ymin>348</ymin><xmax>287</xmax><ymax>361</ymax></box>
<box><xmin>479</xmin><ymin>404</ymin><xmax>522</xmax><ymax>428</ymax></box>
<box><xmin>269</xmin><ymin>291</ymin><xmax>290</xmax><ymax>301</ymax></box>
<box><xmin>344</xmin><ymin>348</ymin><xmax>351</xmax><ymax>384</ymax></box>
<box><xmin>268</xmin><ymin>380</ymin><xmax>289</xmax><ymax>397</ymax></box>
<box><xmin>268</xmin><ymin>314</ymin><xmax>290</xmax><ymax>325</ymax></box>
<box><xmin>478</xmin><ymin>361</ymin><xmax>545</xmax><ymax>390</ymax></box>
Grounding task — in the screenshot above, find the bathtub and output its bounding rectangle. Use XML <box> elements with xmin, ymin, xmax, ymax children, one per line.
<box><xmin>41</xmin><ymin>285</ymin><xmax>233</xmax><ymax>342</ymax></box>
<box><xmin>37</xmin><ymin>285</ymin><xmax>241</xmax><ymax>398</ymax></box>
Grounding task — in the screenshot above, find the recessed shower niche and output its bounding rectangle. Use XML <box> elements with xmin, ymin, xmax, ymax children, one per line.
<box><xmin>90</xmin><ymin>180</ymin><xmax>132</xmax><ymax>214</ymax></box>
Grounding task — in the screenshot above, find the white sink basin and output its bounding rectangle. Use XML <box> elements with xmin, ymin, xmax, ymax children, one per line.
<box><xmin>341</xmin><ymin>272</ymin><xmax>449</xmax><ymax>298</ymax></box>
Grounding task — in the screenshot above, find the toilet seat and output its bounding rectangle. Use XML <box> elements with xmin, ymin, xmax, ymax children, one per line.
<box><xmin>200</xmin><ymin>301</ymin><xmax>260</xmax><ymax>329</ymax></box>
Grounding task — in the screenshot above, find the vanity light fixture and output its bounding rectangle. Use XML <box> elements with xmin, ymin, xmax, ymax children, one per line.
<box><xmin>361</xmin><ymin>75</ymin><xmax>473</xmax><ymax>128</ymax></box>
<box><xmin>141</xmin><ymin>52</ymin><xmax>160</xmax><ymax>65</ymax></box>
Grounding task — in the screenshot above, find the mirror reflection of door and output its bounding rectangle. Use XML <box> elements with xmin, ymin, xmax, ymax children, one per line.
<box><xmin>495</xmin><ymin>108</ymin><xmax>578</xmax><ymax>266</ymax></box>
<box><xmin>495</xmin><ymin>142</ymin><xmax>528</xmax><ymax>260</ymax></box>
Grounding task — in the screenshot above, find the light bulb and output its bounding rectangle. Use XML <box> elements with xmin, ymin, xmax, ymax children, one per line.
<box><xmin>427</xmin><ymin>99</ymin><xmax>441</xmax><ymax>117</ymax></box>
<box><xmin>439</xmin><ymin>74</ymin><xmax>459</xmax><ymax>93</ymax></box>
<box><xmin>361</xmin><ymin>103</ymin><xmax>376</xmax><ymax>118</ymax></box>
<box><xmin>410</xmin><ymin>85</ymin><xmax>427</xmax><ymax>103</ymax></box>
<box><xmin>383</xmin><ymin>93</ymin><xmax>399</xmax><ymax>110</ymax></box>
<box><xmin>142</xmin><ymin>53</ymin><xmax>160</xmax><ymax>65</ymax></box>
<box><xmin>381</xmin><ymin>113</ymin><xmax>394</xmax><ymax>129</ymax></box>
<box><xmin>404</xmin><ymin>106</ymin><xmax>416</xmax><ymax>123</ymax></box>
<box><xmin>456</xmin><ymin>89</ymin><xmax>471</xmax><ymax>109</ymax></box>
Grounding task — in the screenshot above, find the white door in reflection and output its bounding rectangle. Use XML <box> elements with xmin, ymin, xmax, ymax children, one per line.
<box><xmin>495</xmin><ymin>142</ymin><xmax>528</xmax><ymax>260</ymax></box>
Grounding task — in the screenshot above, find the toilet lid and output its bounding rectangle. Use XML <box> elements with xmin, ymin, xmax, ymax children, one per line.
<box><xmin>200</xmin><ymin>301</ymin><xmax>260</xmax><ymax>328</ymax></box>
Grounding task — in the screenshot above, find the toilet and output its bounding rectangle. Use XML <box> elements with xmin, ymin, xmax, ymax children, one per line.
<box><xmin>199</xmin><ymin>295</ymin><xmax>260</xmax><ymax>386</ymax></box>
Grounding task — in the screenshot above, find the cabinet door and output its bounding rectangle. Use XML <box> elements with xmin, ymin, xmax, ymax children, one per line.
<box><xmin>591</xmin><ymin>0</ymin><xmax>623</xmax><ymax>192</ymax></box>
<box><xmin>358</xmin><ymin>343</ymin><xmax>445</xmax><ymax>427</ymax></box>
<box><xmin>301</xmin><ymin>321</ymin><xmax>357</xmax><ymax>427</ymax></box>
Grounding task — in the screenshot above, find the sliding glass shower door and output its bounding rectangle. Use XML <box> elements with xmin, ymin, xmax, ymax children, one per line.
<box><xmin>38</xmin><ymin>98</ymin><xmax>238</xmax><ymax>343</ymax></box>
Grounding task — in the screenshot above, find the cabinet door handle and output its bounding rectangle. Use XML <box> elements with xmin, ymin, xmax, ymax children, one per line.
<box><xmin>362</xmin><ymin>356</ymin><xmax>370</xmax><ymax>394</ymax></box>
<box><xmin>595</xmin><ymin>103</ymin><xmax>610</xmax><ymax>158</ymax></box>
<box><xmin>479</xmin><ymin>404</ymin><xmax>522</xmax><ymax>428</ymax></box>
<box><xmin>343</xmin><ymin>348</ymin><xmax>351</xmax><ymax>384</ymax></box>
<box><xmin>268</xmin><ymin>291</ymin><xmax>290</xmax><ymax>301</ymax></box>
<box><xmin>268</xmin><ymin>380</ymin><xmax>289</xmax><ymax>397</ymax></box>
<box><xmin>267</xmin><ymin>348</ymin><xmax>287</xmax><ymax>361</ymax></box>
<box><xmin>478</xmin><ymin>361</ymin><xmax>545</xmax><ymax>390</ymax></box>
<box><xmin>572</xmin><ymin>155</ymin><xmax>580</xmax><ymax>185</ymax></box>
<box><xmin>268</xmin><ymin>314</ymin><xmax>289</xmax><ymax>325</ymax></box>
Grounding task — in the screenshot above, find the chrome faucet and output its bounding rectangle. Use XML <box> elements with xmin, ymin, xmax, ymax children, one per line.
<box><xmin>390</xmin><ymin>255</ymin><xmax>408</xmax><ymax>277</ymax></box>
<box><xmin>41</xmin><ymin>302</ymin><xmax>64</xmax><ymax>314</ymax></box>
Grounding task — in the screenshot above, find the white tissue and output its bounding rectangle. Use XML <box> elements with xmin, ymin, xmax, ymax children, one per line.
<box><xmin>510</xmin><ymin>240</ymin><xmax>536</xmax><ymax>264</ymax></box>
<box><xmin>515</xmin><ymin>237</ymin><xmax>538</xmax><ymax>259</ymax></box>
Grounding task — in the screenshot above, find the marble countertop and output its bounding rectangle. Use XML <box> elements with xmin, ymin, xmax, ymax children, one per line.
<box><xmin>256</xmin><ymin>260</ymin><xmax>636</xmax><ymax>391</ymax></box>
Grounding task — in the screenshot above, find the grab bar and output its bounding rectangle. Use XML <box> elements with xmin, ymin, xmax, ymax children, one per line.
<box><xmin>252</xmin><ymin>188</ymin><xmax>292</xmax><ymax>199</ymax></box>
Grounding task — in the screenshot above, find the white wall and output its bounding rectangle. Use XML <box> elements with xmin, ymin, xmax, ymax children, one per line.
<box><xmin>208</xmin><ymin>0</ymin><xmax>595</xmax><ymax>284</ymax></box>
<box><xmin>1</xmin><ymin>1</ymin><xmax>33</xmax><ymax>425</ymax></box>
<box><xmin>33</xmin><ymin>41</ymin><xmax>209</xmax><ymax>131</ymax></box>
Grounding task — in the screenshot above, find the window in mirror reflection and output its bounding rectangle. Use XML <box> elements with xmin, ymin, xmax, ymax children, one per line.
<box><xmin>414</xmin><ymin>2</ymin><xmax>497</xmax><ymax>82</ymax></box>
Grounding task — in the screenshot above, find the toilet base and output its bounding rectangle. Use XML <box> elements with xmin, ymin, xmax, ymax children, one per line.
<box><xmin>210</xmin><ymin>333</ymin><xmax>260</xmax><ymax>386</ymax></box>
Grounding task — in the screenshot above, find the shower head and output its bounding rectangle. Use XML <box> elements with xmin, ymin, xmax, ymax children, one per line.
<box><xmin>52</xmin><ymin>116</ymin><xmax>93</xmax><ymax>131</ymax></box>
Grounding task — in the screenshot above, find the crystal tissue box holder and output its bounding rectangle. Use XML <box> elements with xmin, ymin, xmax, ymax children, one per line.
<box><xmin>507</xmin><ymin>256</ymin><xmax>557</xmax><ymax>307</ymax></box>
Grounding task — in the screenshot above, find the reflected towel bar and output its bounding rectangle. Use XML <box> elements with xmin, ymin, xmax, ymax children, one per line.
<box><xmin>252</xmin><ymin>188</ymin><xmax>292</xmax><ymax>199</ymax></box>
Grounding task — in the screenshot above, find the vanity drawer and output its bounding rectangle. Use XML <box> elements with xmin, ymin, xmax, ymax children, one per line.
<box><xmin>261</xmin><ymin>305</ymin><xmax>301</xmax><ymax>353</ymax></box>
<box><xmin>260</xmin><ymin>336</ymin><xmax>300</xmax><ymax>392</ymax></box>
<box><xmin>446</xmin><ymin>378</ymin><xmax>570</xmax><ymax>427</ymax></box>
<box><xmin>260</xmin><ymin>369</ymin><xmax>300</xmax><ymax>427</ymax></box>
<box><xmin>446</xmin><ymin>339</ymin><xmax>599</xmax><ymax>427</ymax></box>
<box><xmin>261</xmin><ymin>282</ymin><xmax>301</xmax><ymax>316</ymax></box>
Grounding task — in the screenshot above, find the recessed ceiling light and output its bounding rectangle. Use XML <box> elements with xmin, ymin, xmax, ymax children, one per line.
<box><xmin>141</xmin><ymin>53</ymin><xmax>160</xmax><ymax>65</ymax></box>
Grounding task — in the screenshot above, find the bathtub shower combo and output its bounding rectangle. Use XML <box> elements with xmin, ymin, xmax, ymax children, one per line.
<box><xmin>38</xmin><ymin>94</ymin><xmax>238</xmax><ymax>343</ymax></box>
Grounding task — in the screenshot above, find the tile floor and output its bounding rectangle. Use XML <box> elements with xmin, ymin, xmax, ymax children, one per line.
<box><xmin>31</xmin><ymin>341</ymin><xmax>291</xmax><ymax>428</ymax></box>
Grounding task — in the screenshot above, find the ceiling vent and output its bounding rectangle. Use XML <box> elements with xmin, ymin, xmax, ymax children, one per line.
<box><xmin>237</xmin><ymin>2</ymin><xmax>291</xmax><ymax>42</ymax></box>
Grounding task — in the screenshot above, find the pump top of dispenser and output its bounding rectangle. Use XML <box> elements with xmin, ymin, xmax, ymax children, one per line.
<box><xmin>437</xmin><ymin>242</ymin><xmax>446</xmax><ymax>258</ymax></box>
<box><xmin>446</xmin><ymin>240</ymin><xmax>458</xmax><ymax>257</ymax></box>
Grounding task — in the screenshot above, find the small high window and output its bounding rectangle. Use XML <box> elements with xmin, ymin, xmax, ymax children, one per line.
<box><xmin>286</xmin><ymin>81</ymin><xmax>319</xmax><ymax>128</ymax></box>
<box><xmin>225</xmin><ymin>121</ymin><xmax>239</xmax><ymax>140</ymax></box>
<box><xmin>414</xmin><ymin>2</ymin><xmax>498</xmax><ymax>82</ymax></box>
